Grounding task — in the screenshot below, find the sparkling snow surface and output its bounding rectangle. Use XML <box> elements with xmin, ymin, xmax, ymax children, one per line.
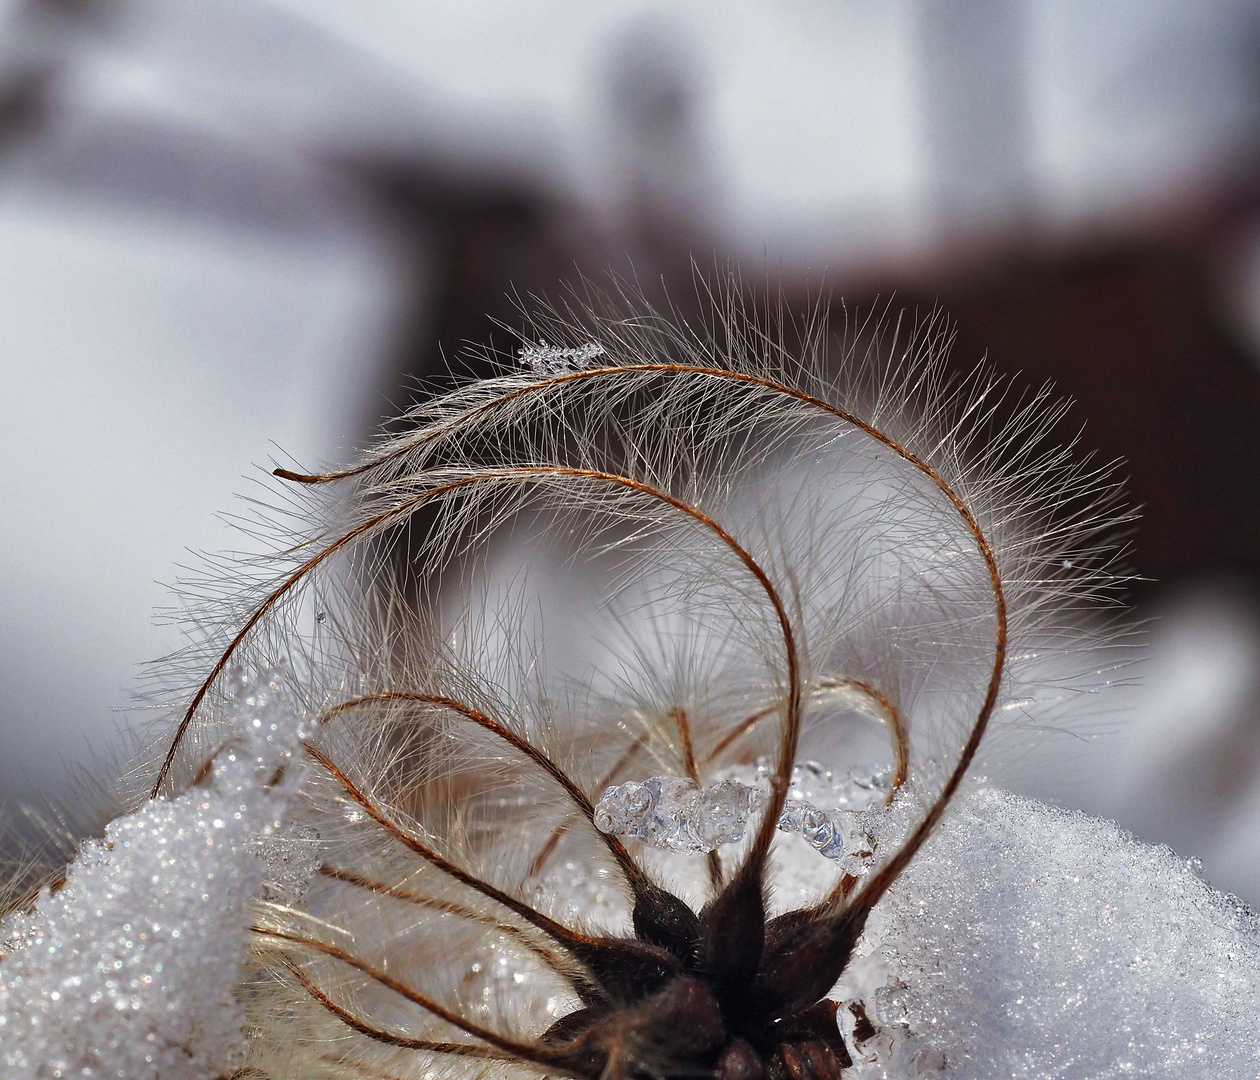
<box><xmin>4</xmin><ymin>711</ymin><xmax>1259</xmax><ymax>1078</ymax></box>
<box><xmin>831</xmin><ymin>788</ymin><xmax>1260</xmax><ymax>1079</ymax></box>
<box><xmin>0</xmin><ymin>670</ymin><xmax>313</xmax><ymax>1080</ymax></box>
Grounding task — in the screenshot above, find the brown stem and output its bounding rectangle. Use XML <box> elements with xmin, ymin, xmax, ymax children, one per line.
<box><xmin>283</xmin><ymin>960</ymin><xmax>516</xmax><ymax>1060</ymax></box>
<box><xmin>317</xmin><ymin>865</ymin><xmax>578</xmax><ymax>986</ymax></box>
<box><xmin>303</xmin><ymin>741</ymin><xmax>603</xmax><ymax>959</ymax></box>
<box><xmin>319</xmin><ymin>691</ymin><xmax>658</xmax><ymax>907</ymax></box>
<box><xmin>670</xmin><ymin>707</ymin><xmax>723</xmax><ymax>892</ymax></box>
<box><xmin>705</xmin><ymin>704</ymin><xmax>778</xmax><ymax>763</ymax></box>
<box><xmin>527</xmin><ymin>734</ymin><xmax>648</xmax><ymax>880</ymax></box>
<box><xmin>252</xmin><ymin>927</ymin><xmax>584</xmax><ymax>1077</ymax></box>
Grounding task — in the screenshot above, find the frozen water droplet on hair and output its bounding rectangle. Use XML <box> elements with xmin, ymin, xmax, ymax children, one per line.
<box><xmin>519</xmin><ymin>340</ymin><xmax>606</xmax><ymax>375</ymax></box>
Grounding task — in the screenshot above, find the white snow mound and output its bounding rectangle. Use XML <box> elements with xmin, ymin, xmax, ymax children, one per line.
<box><xmin>0</xmin><ymin>670</ymin><xmax>313</xmax><ymax>1080</ymax></box>
<box><xmin>838</xmin><ymin>788</ymin><xmax>1260</xmax><ymax>1079</ymax></box>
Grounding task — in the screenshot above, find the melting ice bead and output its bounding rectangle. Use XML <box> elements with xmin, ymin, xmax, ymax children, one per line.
<box><xmin>789</xmin><ymin>759</ymin><xmax>890</xmax><ymax>811</ymax></box>
<box><xmin>778</xmin><ymin>801</ymin><xmax>847</xmax><ymax>859</ymax></box>
<box><xmin>595</xmin><ymin>766</ymin><xmax>881</xmax><ymax>865</ymax></box>
<box><xmin>697</xmin><ymin>778</ymin><xmax>767</xmax><ymax>849</ymax></box>
<box><xmin>594</xmin><ymin>776</ymin><xmax>767</xmax><ymax>855</ymax></box>
<box><xmin>592</xmin><ymin>780</ymin><xmax>653</xmax><ymax>836</ymax></box>
<box><xmin>633</xmin><ymin>776</ymin><xmax>697</xmax><ymax>852</ymax></box>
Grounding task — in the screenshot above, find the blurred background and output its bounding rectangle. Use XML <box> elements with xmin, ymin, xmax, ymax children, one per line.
<box><xmin>3</xmin><ymin>0</ymin><xmax>1260</xmax><ymax>901</ymax></box>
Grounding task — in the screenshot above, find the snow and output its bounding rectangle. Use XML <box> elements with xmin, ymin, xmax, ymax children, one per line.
<box><xmin>0</xmin><ymin>669</ymin><xmax>315</xmax><ymax>1080</ymax></box>
<box><xmin>834</xmin><ymin>788</ymin><xmax>1260</xmax><ymax>1078</ymax></box>
<box><xmin>4</xmin><ymin>695</ymin><xmax>1259</xmax><ymax>1078</ymax></box>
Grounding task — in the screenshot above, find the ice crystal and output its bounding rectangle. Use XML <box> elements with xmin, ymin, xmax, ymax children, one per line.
<box><xmin>593</xmin><ymin>760</ymin><xmax>887</xmax><ymax>865</ymax></box>
<box><xmin>518</xmin><ymin>340</ymin><xmax>606</xmax><ymax>375</ymax></box>
<box><xmin>593</xmin><ymin>775</ymin><xmax>767</xmax><ymax>855</ymax></box>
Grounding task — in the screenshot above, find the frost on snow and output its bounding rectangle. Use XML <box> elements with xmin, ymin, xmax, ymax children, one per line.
<box><xmin>831</xmin><ymin>788</ymin><xmax>1260</xmax><ymax>1079</ymax></box>
<box><xmin>0</xmin><ymin>669</ymin><xmax>318</xmax><ymax>1080</ymax></box>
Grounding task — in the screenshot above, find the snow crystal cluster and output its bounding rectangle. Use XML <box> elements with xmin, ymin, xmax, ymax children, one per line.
<box><xmin>593</xmin><ymin>759</ymin><xmax>888</xmax><ymax>868</ymax></box>
<box><xmin>832</xmin><ymin>788</ymin><xmax>1260</xmax><ymax>1078</ymax></box>
<box><xmin>518</xmin><ymin>340</ymin><xmax>606</xmax><ymax>375</ymax></box>
<box><xmin>0</xmin><ymin>669</ymin><xmax>320</xmax><ymax>1080</ymax></box>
